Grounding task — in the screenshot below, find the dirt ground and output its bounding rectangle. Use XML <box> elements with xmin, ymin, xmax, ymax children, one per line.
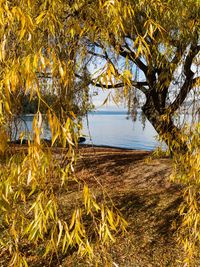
<box><xmin>0</xmin><ymin>146</ymin><xmax>189</xmax><ymax>266</ymax></box>
<box><xmin>71</xmin><ymin>146</ymin><xmax>183</xmax><ymax>267</ymax></box>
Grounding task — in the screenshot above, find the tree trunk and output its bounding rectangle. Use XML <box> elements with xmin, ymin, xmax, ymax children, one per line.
<box><xmin>142</xmin><ymin>97</ymin><xmax>187</xmax><ymax>154</ymax></box>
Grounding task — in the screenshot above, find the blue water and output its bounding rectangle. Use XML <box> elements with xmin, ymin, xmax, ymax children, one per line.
<box><xmin>12</xmin><ymin>110</ymin><xmax>160</xmax><ymax>151</ymax></box>
<box><xmin>82</xmin><ymin>110</ymin><xmax>159</xmax><ymax>150</ymax></box>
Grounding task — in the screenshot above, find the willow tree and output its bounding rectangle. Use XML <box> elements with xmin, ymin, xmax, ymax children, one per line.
<box><xmin>0</xmin><ymin>0</ymin><xmax>199</xmax><ymax>266</ymax></box>
<box><xmin>79</xmin><ymin>0</ymin><xmax>200</xmax><ymax>151</ymax></box>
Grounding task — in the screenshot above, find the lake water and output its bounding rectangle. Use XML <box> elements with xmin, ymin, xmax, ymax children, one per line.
<box><xmin>12</xmin><ymin>110</ymin><xmax>159</xmax><ymax>151</ymax></box>
<box><xmin>82</xmin><ymin>110</ymin><xmax>196</xmax><ymax>150</ymax></box>
<box><xmin>82</xmin><ymin>110</ymin><xmax>159</xmax><ymax>150</ymax></box>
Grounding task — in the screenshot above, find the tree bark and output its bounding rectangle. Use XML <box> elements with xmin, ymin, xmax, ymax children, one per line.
<box><xmin>142</xmin><ymin>97</ymin><xmax>187</xmax><ymax>154</ymax></box>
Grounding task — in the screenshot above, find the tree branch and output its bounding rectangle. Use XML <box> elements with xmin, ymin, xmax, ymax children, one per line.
<box><xmin>184</xmin><ymin>44</ymin><xmax>200</xmax><ymax>77</ymax></box>
<box><xmin>88</xmin><ymin>50</ymin><xmax>107</xmax><ymax>59</ymax></box>
<box><xmin>49</xmin><ymin>72</ymin><xmax>148</xmax><ymax>95</ymax></box>
<box><xmin>119</xmin><ymin>43</ymin><xmax>148</xmax><ymax>75</ymax></box>
<box><xmin>166</xmin><ymin>36</ymin><xmax>199</xmax><ymax>114</ymax></box>
<box><xmin>167</xmin><ymin>76</ymin><xmax>199</xmax><ymax>114</ymax></box>
<box><xmin>91</xmin><ymin>80</ymin><xmax>148</xmax><ymax>94</ymax></box>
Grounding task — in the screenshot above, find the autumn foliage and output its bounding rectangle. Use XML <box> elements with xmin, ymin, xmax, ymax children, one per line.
<box><xmin>0</xmin><ymin>0</ymin><xmax>199</xmax><ymax>266</ymax></box>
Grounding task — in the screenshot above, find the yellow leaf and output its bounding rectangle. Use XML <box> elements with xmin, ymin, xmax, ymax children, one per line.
<box><xmin>36</xmin><ymin>11</ymin><xmax>46</xmax><ymax>24</ymax></box>
<box><xmin>4</xmin><ymin>101</ymin><xmax>11</xmax><ymax>114</ymax></box>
